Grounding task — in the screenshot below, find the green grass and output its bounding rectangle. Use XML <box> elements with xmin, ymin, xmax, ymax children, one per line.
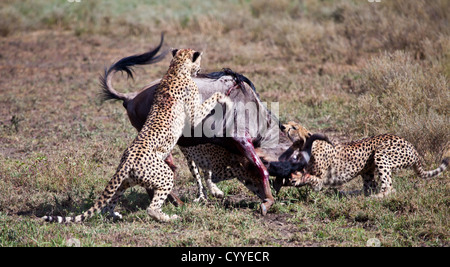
<box><xmin>0</xmin><ymin>0</ymin><xmax>449</xmax><ymax>246</ymax></box>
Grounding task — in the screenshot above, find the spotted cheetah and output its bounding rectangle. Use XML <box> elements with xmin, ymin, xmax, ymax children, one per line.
<box><xmin>180</xmin><ymin>144</ymin><xmax>266</xmax><ymax>202</ymax></box>
<box><xmin>43</xmin><ymin>49</ymin><xmax>233</xmax><ymax>223</ymax></box>
<box><xmin>285</xmin><ymin>122</ymin><xmax>449</xmax><ymax>197</ymax></box>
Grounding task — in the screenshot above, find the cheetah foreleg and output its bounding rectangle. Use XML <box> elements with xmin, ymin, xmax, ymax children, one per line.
<box><xmin>291</xmin><ymin>172</ymin><xmax>323</xmax><ymax>192</ymax></box>
<box><xmin>191</xmin><ymin>92</ymin><xmax>233</xmax><ymax>128</ymax></box>
<box><xmin>187</xmin><ymin>159</ymin><xmax>208</xmax><ymax>202</ymax></box>
<box><xmin>204</xmin><ymin>170</ymin><xmax>225</xmax><ymax>198</ymax></box>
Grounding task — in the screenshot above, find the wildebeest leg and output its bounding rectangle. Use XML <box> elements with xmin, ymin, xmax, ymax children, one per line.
<box><xmin>146</xmin><ymin>153</ymin><xmax>184</xmax><ymax>207</ymax></box>
<box><xmin>232</xmin><ymin>133</ymin><xmax>274</xmax><ymax>215</ymax></box>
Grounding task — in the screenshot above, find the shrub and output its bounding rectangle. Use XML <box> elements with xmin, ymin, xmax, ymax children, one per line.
<box><xmin>348</xmin><ymin>51</ymin><xmax>449</xmax><ymax>163</ymax></box>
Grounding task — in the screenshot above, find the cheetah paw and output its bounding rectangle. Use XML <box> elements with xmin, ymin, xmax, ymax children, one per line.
<box><xmin>112</xmin><ymin>212</ymin><xmax>123</xmax><ymax>220</ymax></box>
<box><xmin>371</xmin><ymin>188</ymin><xmax>396</xmax><ymax>199</ymax></box>
<box><xmin>147</xmin><ymin>208</ymin><xmax>180</xmax><ymax>223</ymax></box>
<box><xmin>194</xmin><ymin>196</ymin><xmax>207</xmax><ymax>203</ymax></box>
<box><xmin>218</xmin><ymin>96</ymin><xmax>233</xmax><ymax>109</ymax></box>
<box><xmin>210</xmin><ymin>186</ymin><xmax>224</xmax><ymax>199</ymax></box>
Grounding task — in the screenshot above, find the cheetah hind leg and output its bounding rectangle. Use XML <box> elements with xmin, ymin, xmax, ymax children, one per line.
<box><xmin>372</xmin><ymin>151</ymin><xmax>397</xmax><ymax>198</ymax></box>
<box><xmin>192</xmin><ymin>168</ymin><xmax>225</xmax><ymax>202</ymax></box>
<box><xmin>362</xmin><ymin>172</ymin><xmax>378</xmax><ymax>196</ymax></box>
<box><xmin>145</xmin><ymin>160</ymin><xmax>179</xmax><ymax>222</ymax></box>
<box><xmin>372</xmin><ymin>167</ymin><xmax>396</xmax><ymax>198</ymax></box>
<box><xmin>101</xmin><ymin>180</ymin><xmax>131</xmax><ymax>220</ymax></box>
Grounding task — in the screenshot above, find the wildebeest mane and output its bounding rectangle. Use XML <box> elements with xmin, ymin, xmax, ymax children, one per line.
<box><xmin>198</xmin><ymin>68</ymin><xmax>256</xmax><ymax>93</ymax></box>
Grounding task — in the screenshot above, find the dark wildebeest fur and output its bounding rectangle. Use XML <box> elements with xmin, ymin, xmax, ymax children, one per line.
<box><xmin>266</xmin><ymin>133</ymin><xmax>332</xmax><ymax>193</ymax></box>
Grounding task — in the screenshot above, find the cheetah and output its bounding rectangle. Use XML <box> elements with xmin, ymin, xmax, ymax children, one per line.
<box><xmin>283</xmin><ymin>121</ymin><xmax>312</xmax><ymax>143</ymax></box>
<box><xmin>42</xmin><ymin>49</ymin><xmax>233</xmax><ymax>223</ymax></box>
<box><xmin>284</xmin><ymin>122</ymin><xmax>449</xmax><ymax>197</ymax></box>
<box><xmin>180</xmin><ymin>144</ymin><xmax>266</xmax><ymax>202</ymax></box>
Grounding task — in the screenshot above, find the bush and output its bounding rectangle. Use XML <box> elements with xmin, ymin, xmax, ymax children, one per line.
<box><xmin>348</xmin><ymin>51</ymin><xmax>449</xmax><ymax>163</ymax></box>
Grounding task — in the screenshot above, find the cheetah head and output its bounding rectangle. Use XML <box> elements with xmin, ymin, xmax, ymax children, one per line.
<box><xmin>282</xmin><ymin>121</ymin><xmax>312</xmax><ymax>144</ymax></box>
<box><xmin>171</xmin><ymin>48</ymin><xmax>202</xmax><ymax>77</ymax></box>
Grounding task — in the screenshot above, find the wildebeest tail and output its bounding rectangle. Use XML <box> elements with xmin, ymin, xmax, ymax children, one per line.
<box><xmin>99</xmin><ymin>33</ymin><xmax>167</xmax><ymax>103</ymax></box>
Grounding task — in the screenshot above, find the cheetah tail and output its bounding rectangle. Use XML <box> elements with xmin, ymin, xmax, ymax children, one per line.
<box><xmin>42</xmin><ymin>172</ymin><xmax>124</xmax><ymax>223</ymax></box>
<box><xmin>414</xmin><ymin>157</ymin><xmax>449</xmax><ymax>179</ymax></box>
<box><xmin>42</xmin><ymin>205</ymin><xmax>101</xmax><ymax>224</ymax></box>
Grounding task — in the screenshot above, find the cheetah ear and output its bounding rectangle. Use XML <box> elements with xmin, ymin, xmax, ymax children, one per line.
<box><xmin>171</xmin><ymin>49</ymin><xmax>179</xmax><ymax>57</ymax></box>
<box><xmin>192</xmin><ymin>51</ymin><xmax>202</xmax><ymax>63</ymax></box>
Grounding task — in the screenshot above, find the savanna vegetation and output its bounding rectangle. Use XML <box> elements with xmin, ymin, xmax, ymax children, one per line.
<box><xmin>0</xmin><ymin>0</ymin><xmax>448</xmax><ymax>246</ymax></box>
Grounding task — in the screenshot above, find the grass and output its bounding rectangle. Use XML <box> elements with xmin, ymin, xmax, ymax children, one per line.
<box><xmin>0</xmin><ymin>0</ymin><xmax>449</xmax><ymax>246</ymax></box>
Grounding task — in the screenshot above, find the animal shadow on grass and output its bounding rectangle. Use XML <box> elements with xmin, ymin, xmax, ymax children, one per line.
<box><xmin>125</xmin><ymin>190</ymin><xmax>261</xmax><ymax>216</ymax></box>
<box><xmin>21</xmin><ymin>193</ymin><xmax>95</xmax><ymax>219</ymax></box>
<box><xmin>26</xmin><ymin>189</ymin><xmax>263</xmax><ymax>221</ymax></box>
<box><xmin>21</xmin><ymin>189</ymin><xmax>152</xmax><ymax>221</ymax></box>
